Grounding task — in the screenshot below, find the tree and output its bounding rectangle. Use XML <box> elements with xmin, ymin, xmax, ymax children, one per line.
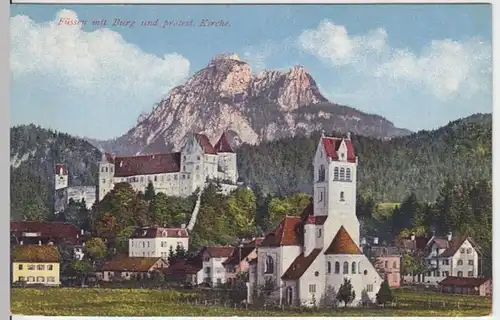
<box><xmin>115</xmin><ymin>226</ymin><xmax>135</xmax><ymax>254</ymax></box>
<box><xmin>167</xmin><ymin>246</ymin><xmax>176</xmax><ymax>265</ymax></box>
<box><xmin>227</xmin><ymin>187</ymin><xmax>257</xmax><ymax>237</ymax></box>
<box><xmin>145</xmin><ymin>181</ymin><xmax>156</xmax><ymax>201</ymax></box>
<box><xmin>57</xmin><ymin>241</ymin><xmax>76</xmax><ymax>277</ymax></box>
<box><xmin>228</xmin><ymin>272</ymin><xmax>249</xmax><ymax>305</ymax></box>
<box><xmin>336</xmin><ymin>277</ymin><xmax>356</xmax><ymax>308</ymax></box>
<box><xmin>71</xmin><ymin>259</ymin><xmax>92</xmax><ymax>287</ymax></box>
<box><xmin>84</xmin><ymin>237</ymin><xmax>107</xmax><ymax>262</ymax></box>
<box><xmin>376</xmin><ymin>280</ymin><xmax>394</xmax><ymax>306</ymax></box>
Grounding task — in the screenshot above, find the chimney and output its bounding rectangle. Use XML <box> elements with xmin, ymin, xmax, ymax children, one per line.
<box><xmin>361</xmin><ymin>237</ymin><xmax>366</xmax><ymax>245</ymax></box>
<box><xmin>346</xmin><ymin>132</ymin><xmax>351</xmax><ymax>140</ymax></box>
<box><xmin>38</xmin><ymin>240</ymin><xmax>42</xmax><ymax>245</ymax></box>
<box><xmin>81</xmin><ymin>229</ymin><xmax>84</xmax><ymax>236</ymax></box>
<box><xmin>447</xmin><ymin>232</ymin><xmax>452</xmax><ymax>241</ymax></box>
<box><xmin>82</xmin><ymin>242</ymin><xmax>86</xmax><ymax>247</ymax></box>
<box><xmin>321</xmin><ymin>130</ymin><xmax>325</xmax><ymax>137</ymax></box>
<box><xmin>19</xmin><ymin>240</ymin><xmax>23</xmax><ymax>245</ymax></box>
<box><xmin>410</xmin><ymin>233</ymin><xmax>415</xmax><ymax>241</ymax></box>
<box><xmin>181</xmin><ymin>223</ymin><xmax>186</xmax><ymax>229</ymax></box>
<box><xmin>373</xmin><ymin>237</ymin><xmax>379</xmax><ymax>245</ymax></box>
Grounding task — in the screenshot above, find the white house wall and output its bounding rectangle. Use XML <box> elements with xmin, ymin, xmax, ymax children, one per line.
<box><xmin>129</xmin><ymin>237</ymin><xmax>189</xmax><ymax>259</ymax></box>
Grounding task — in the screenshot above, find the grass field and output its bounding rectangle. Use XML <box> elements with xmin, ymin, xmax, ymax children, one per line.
<box><xmin>11</xmin><ymin>287</ymin><xmax>492</xmax><ymax>316</ymax></box>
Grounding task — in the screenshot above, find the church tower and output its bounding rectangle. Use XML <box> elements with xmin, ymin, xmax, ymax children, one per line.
<box><xmin>313</xmin><ymin>132</ymin><xmax>360</xmax><ymax>249</ymax></box>
<box><xmin>54</xmin><ymin>164</ymin><xmax>69</xmax><ymax>213</ymax></box>
<box><xmin>98</xmin><ymin>153</ymin><xmax>115</xmax><ymax>201</ymax></box>
<box><xmin>214</xmin><ymin>132</ymin><xmax>237</xmax><ymax>183</ymax></box>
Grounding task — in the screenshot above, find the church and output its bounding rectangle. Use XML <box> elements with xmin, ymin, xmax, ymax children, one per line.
<box><xmin>248</xmin><ymin>132</ymin><xmax>383</xmax><ymax>307</ymax></box>
<box><xmin>97</xmin><ymin>132</ymin><xmax>239</xmax><ymax>201</ymax></box>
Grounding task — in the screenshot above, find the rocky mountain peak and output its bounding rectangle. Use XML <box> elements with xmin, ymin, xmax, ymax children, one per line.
<box><xmin>95</xmin><ymin>54</ymin><xmax>410</xmax><ymax>156</ymax></box>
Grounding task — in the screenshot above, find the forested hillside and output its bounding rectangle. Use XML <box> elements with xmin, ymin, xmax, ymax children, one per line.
<box><xmin>237</xmin><ymin>113</ymin><xmax>492</xmax><ymax>202</ymax></box>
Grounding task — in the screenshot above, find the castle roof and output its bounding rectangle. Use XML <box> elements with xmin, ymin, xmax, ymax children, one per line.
<box><xmin>113</xmin><ymin>152</ymin><xmax>181</xmax><ymax>178</ymax></box>
<box><xmin>260</xmin><ymin>216</ymin><xmax>303</xmax><ymax>247</ymax></box>
<box><xmin>321</xmin><ymin>136</ymin><xmax>356</xmax><ymax>163</ymax></box>
<box><xmin>282</xmin><ymin>248</ymin><xmax>322</xmax><ymax>280</ymax></box>
<box><xmin>194</xmin><ymin>133</ymin><xmax>217</xmax><ymax>155</ymax></box>
<box><xmin>129</xmin><ymin>227</ymin><xmax>189</xmax><ymax>239</ymax></box>
<box><xmin>324</xmin><ymin>226</ymin><xmax>362</xmax><ymax>255</ymax></box>
<box><xmin>214</xmin><ymin>132</ymin><xmax>235</xmax><ymax>153</ymax></box>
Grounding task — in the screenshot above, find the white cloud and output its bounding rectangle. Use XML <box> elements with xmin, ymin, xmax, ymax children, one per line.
<box><xmin>11</xmin><ymin>9</ymin><xmax>190</xmax><ymax>137</ymax></box>
<box><xmin>297</xmin><ymin>20</ymin><xmax>491</xmax><ymax>100</ymax></box>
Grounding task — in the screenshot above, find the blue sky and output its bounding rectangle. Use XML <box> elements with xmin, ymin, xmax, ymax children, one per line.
<box><xmin>10</xmin><ymin>4</ymin><xmax>492</xmax><ymax>140</ymax></box>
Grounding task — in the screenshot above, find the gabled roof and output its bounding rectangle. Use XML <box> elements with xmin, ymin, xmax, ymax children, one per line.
<box><xmin>222</xmin><ymin>246</ymin><xmax>256</xmax><ymax>266</ymax></box>
<box><xmin>12</xmin><ymin>245</ymin><xmax>60</xmax><ymax>263</ymax></box>
<box><xmin>162</xmin><ymin>257</ymin><xmax>202</xmax><ymax>275</ymax></box>
<box><xmin>282</xmin><ymin>248</ymin><xmax>322</xmax><ymax>280</ymax></box>
<box><xmin>324</xmin><ymin>226</ymin><xmax>362</xmax><ymax>255</ymax></box>
<box><xmin>202</xmin><ymin>246</ymin><xmax>234</xmax><ymax>258</ymax></box>
<box><xmin>112</xmin><ymin>152</ymin><xmax>181</xmax><ymax>177</ymax></box>
<box><xmin>101</xmin><ymin>257</ymin><xmax>165</xmax><ymax>272</ymax></box>
<box><xmin>396</xmin><ymin>235</ymin><xmax>431</xmax><ymax>251</ymax></box>
<box><xmin>130</xmin><ymin>227</ymin><xmax>189</xmax><ymax>239</ymax></box>
<box><xmin>438</xmin><ymin>236</ymin><xmax>479</xmax><ymax>258</ymax></box>
<box><xmin>214</xmin><ymin>132</ymin><xmax>235</xmax><ymax>153</ymax></box>
<box><xmin>321</xmin><ymin>136</ymin><xmax>356</xmax><ymax>163</ymax></box>
<box><xmin>438</xmin><ymin>276</ymin><xmax>491</xmax><ymax>287</ymax></box>
<box><xmin>194</xmin><ymin>133</ymin><xmax>217</xmax><ymax>155</ymax></box>
<box><xmin>11</xmin><ymin>221</ymin><xmax>80</xmax><ymax>245</ymax></box>
<box><xmin>260</xmin><ymin>216</ymin><xmax>303</xmax><ymax>247</ymax></box>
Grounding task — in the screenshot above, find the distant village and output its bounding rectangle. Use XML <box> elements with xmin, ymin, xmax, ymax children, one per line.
<box><xmin>10</xmin><ymin>132</ymin><xmax>492</xmax><ymax>307</ymax></box>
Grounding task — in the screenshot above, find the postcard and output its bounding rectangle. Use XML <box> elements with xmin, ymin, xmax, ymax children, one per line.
<box><xmin>9</xmin><ymin>1</ymin><xmax>493</xmax><ymax>317</ymax></box>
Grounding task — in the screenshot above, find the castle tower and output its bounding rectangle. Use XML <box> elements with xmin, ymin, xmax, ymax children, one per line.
<box><xmin>98</xmin><ymin>153</ymin><xmax>115</xmax><ymax>201</ymax></box>
<box><xmin>214</xmin><ymin>132</ymin><xmax>237</xmax><ymax>183</ymax></box>
<box><xmin>313</xmin><ymin>132</ymin><xmax>360</xmax><ymax>249</ymax></box>
<box><xmin>54</xmin><ymin>164</ymin><xmax>69</xmax><ymax>214</ymax></box>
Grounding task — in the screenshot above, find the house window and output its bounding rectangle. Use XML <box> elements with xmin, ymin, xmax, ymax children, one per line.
<box><xmin>47</xmin><ymin>277</ymin><xmax>55</xmax><ymax>283</ymax></box>
<box><xmin>197</xmin><ymin>156</ymin><xmax>201</xmax><ymax>160</ymax></box>
<box><xmin>393</xmin><ymin>261</ymin><xmax>397</xmax><ymax>268</ymax></box>
<box><xmin>340</xmin><ymin>192</ymin><xmax>345</xmax><ymax>202</ymax></box>
<box><xmin>309</xmin><ymin>284</ymin><xmax>316</xmax><ymax>293</ymax></box>
<box><xmin>18</xmin><ymin>264</ymin><xmax>23</xmax><ymax>270</ymax></box>
<box><xmin>27</xmin><ymin>276</ymin><xmax>35</xmax><ymax>282</ymax></box>
<box><xmin>18</xmin><ymin>276</ymin><xmax>25</xmax><ymax>282</ymax></box>
<box><xmin>28</xmin><ymin>265</ymin><xmax>35</xmax><ymax>270</ymax></box>
<box><xmin>442</xmin><ymin>259</ymin><xmax>449</xmax><ymax>265</ymax></box>
<box><xmin>466</xmin><ymin>248</ymin><xmax>472</xmax><ymax>254</ymax></box>
<box><xmin>183</xmin><ymin>166</ymin><xmax>186</xmax><ymax>171</ymax></box>
<box><xmin>343</xmin><ymin>261</ymin><xmax>349</xmax><ymax>274</ymax></box>
<box><xmin>444</xmin><ymin>271</ymin><xmax>449</xmax><ymax>277</ymax></box>
<box><xmin>47</xmin><ymin>265</ymin><xmax>53</xmax><ymax>270</ymax></box>
<box><xmin>154</xmin><ymin>176</ymin><xmax>158</xmax><ymax>182</ymax></box>
<box><xmin>318</xmin><ymin>165</ymin><xmax>326</xmax><ymax>182</ymax></box>
<box><xmin>318</xmin><ymin>229</ymin><xmax>322</xmax><ymax>238</ymax></box>
<box><xmin>340</xmin><ymin>168</ymin><xmax>345</xmax><ymax>180</ymax></box>
<box><xmin>111</xmin><ymin>167</ymin><xmax>114</xmax><ymax>173</ymax></box>
<box><xmin>334</xmin><ymin>167</ymin><xmax>339</xmax><ymax>180</ymax></box>
<box><xmin>460</xmin><ymin>248</ymin><xmax>465</xmax><ymax>254</ymax></box>
<box><xmin>457</xmin><ymin>271</ymin><xmax>463</xmax><ymax>277</ymax></box>
<box><xmin>36</xmin><ymin>276</ymin><xmax>45</xmax><ymax>282</ymax></box>
<box><xmin>205</xmin><ymin>267</ymin><xmax>211</xmax><ymax>273</ymax></box>
<box><xmin>327</xmin><ymin>261</ymin><xmax>331</xmax><ymax>273</ymax></box>
<box><xmin>37</xmin><ymin>265</ymin><xmax>45</xmax><ymax>271</ymax></box>
<box><xmin>346</xmin><ymin>168</ymin><xmax>351</xmax><ymax>180</ymax></box>
<box><xmin>105</xmin><ymin>167</ymin><xmax>108</xmax><ymax>172</ymax></box>
<box><xmin>468</xmin><ymin>260</ymin><xmax>474</xmax><ymax>265</ymax></box>
<box><xmin>436</xmin><ymin>271</ymin><xmax>440</xmax><ymax>277</ymax></box>
<box><xmin>265</xmin><ymin>256</ymin><xmax>275</xmax><ymax>274</ymax></box>
<box><xmin>366</xmin><ymin>284</ymin><xmax>373</xmax><ymax>292</ymax></box>
<box><xmin>468</xmin><ymin>271</ymin><xmax>473</xmax><ymax>277</ymax></box>
<box><xmin>335</xmin><ymin>262</ymin><xmax>340</xmax><ymax>274</ymax></box>
<box><xmin>319</xmin><ymin>191</ymin><xmax>323</xmax><ymax>203</ymax></box>
<box><xmin>217</xmin><ymin>278</ymin><xmax>222</xmax><ymax>284</ymax></box>
<box><xmin>351</xmin><ymin>262</ymin><xmax>356</xmax><ymax>274</ymax></box>
<box><xmin>457</xmin><ymin>259</ymin><xmax>463</xmax><ymax>266</ymax></box>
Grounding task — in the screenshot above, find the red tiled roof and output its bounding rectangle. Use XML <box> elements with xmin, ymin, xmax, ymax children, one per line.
<box><xmin>222</xmin><ymin>246</ymin><xmax>256</xmax><ymax>266</ymax></box>
<box><xmin>130</xmin><ymin>227</ymin><xmax>189</xmax><ymax>239</ymax></box>
<box><xmin>438</xmin><ymin>236</ymin><xmax>470</xmax><ymax>257</ymax></box>
<box><xmin>113</xmin><ymin>152</ymin><xmax>181</xmax><ymax>178</ymax></box>
<box><xmin>324</xmin><ymin>226</ymin><xmax>362</xmax><ymax>255</ymax></box>
<box><xmin>162</xmin><ymin>258</ymin><xmax>202</xmax><ymax>275</ymax></box>
<box><xmin>260</xmin><ymin>216</ymin><xmax>303</xmax><ymax>247</ymax></box>
<box><xmin>101</xmin><ymin>257</ymin><xmax>166</xmax><ymax>272</ymax></box>
<box><xmin>246</xmin><ymin>237</ymin><xmax>265</xmax><ymax>247</ymax></box>
<box><xmin>12</xmin><ymin>245</ymin><xmax>60</xmax><ymax>263</ymax></box>
<box><xmin>321</xmin><ymin>136</ymin><xmax>356</xmax><ymax>163</ymax></box>
<box><xmin>11</xmin><ymin>221</ymin><xmax>80</xmax><ymax>245</ymax></box>
<box><xmin>438</xmin><ymin>276</ymin><xmax>490</xmax><ymax>287</ymax></box>
<box><xmin>203</xmin><ymin>246</ymin><xmax>234</xmax><ymax>258</ymax></box>
<box><xmin>282</xmin><ymin>248</ymin><xmax>322</xmax><ymax>280</ymax></box>
<box><xmin>55</xmin><ymin>164</ymin><xmax>68</xmax><ymax>175</ymax></box>
<box><xmin>195</xmin><ymin>133</ymin><xmax>217</xmax><ymax>155</ymax></box>
<box><xmin>214</xmin><ymin>132</ymin><xmax>235</xmax><ymax>153</ymax></box>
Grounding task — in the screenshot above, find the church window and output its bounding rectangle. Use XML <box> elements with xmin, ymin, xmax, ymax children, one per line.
<box><xmin>334</xmin><ymin>167</ymin><xmax>339</xmax><ymax>180</ymax></box>
<box><xmin>319</xmin><ymin>191</ymin><xmax>323</xmax><ymax>203</ymax></box>
<box><xmin>265</xmin><ymin>256</ymin><xmax>274</xmax><ymax>274</ymax></box>
<box><xmin>102</xmin><ymin>179</ymin><xmax>106</xmax><ymax>184</ymax></box>
<box><xmin>346</xmin><ymin>168</ymin><xmax>351</xmax><ymax>181</ymax></box>
<box><xmin>366</xmin><ymin>284</ymin><xmax>373</xmax><ymax>292</ymax></box>
<box><xmin>197</xmin><ymin>156</ymin><xmax>201</xmax><ymax>161</ymax></box>
<box><xmin>101</xmin><ymin>167</ymin><xmax>104</xmax><ymax>173</ymax></box>
<box><xmin>457</xmin><ymin>259</ymin><xmax>463</xmax><ymax>265</ymax></box>
<box><xmin>334</xmin><ymin>262</ymin><xmax>340</xmax><ymax>274</ymax></box>
<box><xmin>110</xmin><ymin>167</ymin><xmax>113</xmax><ymax>173</ymax></box>
<box><xmin>358</xmin><ymin>262</ymin><xmax>361</xmax><ymax>273</ymax></box>
<box><xmin>340</xmin><ymin>192</ymin><xmax>345</xmax><ymax>202</ymax></box>
<box><xmin>196</xmin><ymin>165</ymin><xmax>199</xmax><ymax>170</ymax></box>
<box><xmin>340</xmin><ymin>168</ymin><xmax>345</xmax><ymax>180</ymax></box>
<box><xmin>327</xmin><ymin>261</ymin><xmax>331</xmax><ymax>273</ymax></box>
<box><xmin>352</xmin><ymin>262</ymin><xmax>356</xmax><ymax>274</ymax></box>
<box><xmin>183</xmin><ymin>166</ymin><xmax>186</xmax><ymax>171</ymax></box>
<box><xmin>343</xmin><ymin>262</ymin><xmax>349</xmax><ymax>274</ymax></box>
<box><xmin>105</xmin><ymin>167</ymin><xmax>108</xmax><ymax>173</ymax></box>
<box><xmin>154</xmin><ymin>176</ymin><xmax>157</xmax><ymax>182</ymax></box>
<box><xmin>341</xmin><ymin>153</ymin><xmax>345</xmax><ymax>160</ymax></box>
<box><xmin>183</xmin><ymin>156</ymin><xmax>186</xmax><ymax>161</ymax></box>
<box><xmin>309</xmin><ymin>284</ymin><xmax>316</xmax><ymax>293</ymax></box>
<box><xmin>318</xmin><ymin>229</ymin><xmax>322</xmax><ymax>238</ymax></box>
<box><xmin>318</xmin><ymin>165</ymin><xmax>325</xmax><ymax>182</ymax></box>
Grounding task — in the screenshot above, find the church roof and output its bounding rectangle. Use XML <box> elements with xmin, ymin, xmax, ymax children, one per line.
<box><xmin>194</xmin><ymin>133</ymin><xmax>217</xmax><ymax>155</ymax></box>
<box><xmin>281</xmin><ymin>248</ymin><xmax>322</xmax><ymax>280</ymax></box>
<box><xmin>321</xmin><ymin>136</ymin><xmax>356</xmax><ymax>163</ymax></box>
<box><xmin>214</xmin><ymin>132</ymin><xmax>235</xmax><ymax>153</ymax></box>
<box><xmin>260</xmin><ymin>216</ymin><xmax>302</xmax><ymax>247</ymax></box>
<box><xmin>324</xmin><ymin>226</ymin><xmax>362</xmax><ymax>255</ymax></box>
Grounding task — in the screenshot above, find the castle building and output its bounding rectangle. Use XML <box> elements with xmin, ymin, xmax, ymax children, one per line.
<box><xmin>53</xmin><ymin>164</ymin><xmax>96</xmax><ymax>213</ymax></box>
<box><xmin>98</xmin><ymin>132</ymin><xmax>239</xmax><ymax>201</ymax></box>
<box><xmin>247</xmin><ymin>132</ymin><xmax>383</xmax><ymax>307</ymax></box>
